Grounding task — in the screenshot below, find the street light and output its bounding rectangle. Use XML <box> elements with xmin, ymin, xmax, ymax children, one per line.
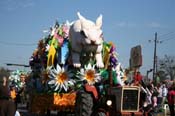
<box><xmin>6</xmin><ymin>63</ymin><xmax>29</xmax><ymax>67</ymax></box>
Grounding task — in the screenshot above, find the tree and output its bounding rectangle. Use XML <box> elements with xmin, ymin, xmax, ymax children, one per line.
<box><xmin>157</xmin><ymin>55</ymin><xmax>175</xmax><ymax>80</ymax></box>
<box><xmin>0</xmin><ymin>67</ymin><xmax>10</xmax><ymax>78</ymax></box>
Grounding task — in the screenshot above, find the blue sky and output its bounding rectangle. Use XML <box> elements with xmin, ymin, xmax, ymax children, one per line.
<box><xmin>0</xmin><ymin>0</ymin><xmax>175</xmax><ymax>77</ymax></box>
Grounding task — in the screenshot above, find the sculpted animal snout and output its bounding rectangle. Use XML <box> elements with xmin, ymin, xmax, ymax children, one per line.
<box><xmin>91</xmin><ymin>40</ymin><xmax>96</xmax><ymax>44</ymax></box>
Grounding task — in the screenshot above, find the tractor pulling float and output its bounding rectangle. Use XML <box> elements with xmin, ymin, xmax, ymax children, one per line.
<box><xmin>27</xmin><ymin>12</ymin><xmax>142</xmax><ymax>116</ymax></box>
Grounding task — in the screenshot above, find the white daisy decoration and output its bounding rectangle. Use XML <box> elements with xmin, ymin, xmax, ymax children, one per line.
<box><xmin>77</xmin><ymin>63</ymin><xmax>101</xmax><ymax>85</ymax></box>
<box><xmin>9</xmin><ymin>70</ymin><xmax>27</xmax><ymax>89</ymax></box>
<box><xmin>9</xmin><ymin>74</ymin><xmax>20</xmax><ymax>83</ymax></box>
<box><xmin>48</xmin><ymin>64</ymin><xmax>75</xmax><ymax>92</ymax></box>
<box><xmin>9</xmin><ymin>70</ymin><xmax>21</xmax><ymax>83</ymax></box>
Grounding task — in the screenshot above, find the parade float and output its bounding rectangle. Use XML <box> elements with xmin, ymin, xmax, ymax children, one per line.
<box><xmin>28</xmin><ymin>12</ymin><xmax>141</xmax><ymax>116</ymax></box>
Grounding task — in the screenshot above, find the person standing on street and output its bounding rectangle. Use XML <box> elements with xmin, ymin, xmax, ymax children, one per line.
<box><xmin>0</xmin><ymin>76</ymin><xmax>16</xmax><ymax>116</ymax></box>
<box><xmin>162</xmin><ymin>83</ymin><xmax>168</xmax><ymax>105</ymax></box>
<box><xmin>167</xmin><ymin>81</ymin><xmax>175</xmax><ymax>116</ymax></box>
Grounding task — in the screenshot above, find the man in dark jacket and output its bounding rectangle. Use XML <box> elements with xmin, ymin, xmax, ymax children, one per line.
<box><xmin>167</xmin><ymin>82</ymin><xmax>175</xmax><ymax>116</ymax></box>
<box><xmin>0</xmin><ymin>76</ymin><xmax>16</xmax><ymax>116</ymax></box>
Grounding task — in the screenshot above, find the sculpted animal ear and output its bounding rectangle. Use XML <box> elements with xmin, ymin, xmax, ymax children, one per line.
<box><xmin>96</xmin><ymin>14</ymin><xmax>103</xmax><ymax>29</ymax></box>
<box><xmin>77</xmin><ymin>12</ymin><xmax>86</xmax><ymax>21</ymax></box>
<box><xmin>77</xmin><ymin>12</ymin><xmax>88</xmax><ymax>30</ymax></box>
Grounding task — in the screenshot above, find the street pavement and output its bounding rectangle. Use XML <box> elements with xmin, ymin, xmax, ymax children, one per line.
<box><xmin>17</xmin><ymin>103</ymin><xmax>75</xmax><ymax>116</ymax></box>
<box><xmin>17</xmin><ymin>104</ymin><xmax>57</xmax><ymax>116</ymax></box>
<box><xmin>17</xmin><ymin>103</ymin><xmax>171</xmax><ymax>116</ymax></box>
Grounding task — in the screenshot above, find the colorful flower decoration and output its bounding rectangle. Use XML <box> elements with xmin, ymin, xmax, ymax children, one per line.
<box><xmin>100</xmin><ymin>68</ymin><xmax>118</xmax><ymax>85</ymax></box>
<box><xmin>9</xmin><ymin>70</ymin><xmax>27</xmax><ymax>89</ymax></box>
<box><xmin>47</xmin><ymin>38</ymin><xmax>58</xmax><ymax>67</ymax></box>
<box><xmin>46</xmin><ymin>21</ymin><xmax>70</xmax><ymax>67</ymax></box>
<box><xmin>100</xmin><ymin>63</ymin><xmax>125</xmax><ymax>86</ymax></box>
<box><xmin>48</xmin><ymin>64</ymin><xmax>75</xmax><ymax>92</ymax></box>
<box><xmin>62</xmin><ymin>21</ymin><xmax>70</xmax><ymax>39</ymax></box>
<box><xmin>109</xmin><ymin>43</ymin><xmax>118</xmax><ymax>68</ymax></box>
<box><xmin>49</xmin><ymin>21</ymin><xmax>70</xmax><ymax>47</ymax></box>
<box><xmin>77</xmin><ymin>63</ymin><xmax>101</xmax><ymax>85</ymax></box>
<box><xmin>45</xmin><ymin>44</ymin><xmax>50</xmax><ymax>52</ymax></box>
<box><xmin>9</xmin><ymin>70</ymin><xmax>21</xmax><ymax>83</ymax></box>
<box><xmin>103</xmin><ymin>42</ymin><xmax>118</xmax><ymax>69</ymax></box>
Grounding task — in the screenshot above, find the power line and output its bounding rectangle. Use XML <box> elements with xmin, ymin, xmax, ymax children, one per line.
<box><xmin>0</xmin><ymin>41</ymin><xmax>36</xmax><ymax>46</ymax></box>
<box><xmin>158</xmin><ymin>31</ymin><xmax>175</xmax><ymax>38</ymax></box>
<box><xmin>158</xmin><ymin>31</ymin><xmax>175</xmax><ymax>42</ymax></box>
<box><xmin>160</xmin><ymin>37</ymin><xmax>175</xmax><ymax>43</ymax></box>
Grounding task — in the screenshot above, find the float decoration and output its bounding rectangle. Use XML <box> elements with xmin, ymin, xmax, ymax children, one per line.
<box><xmin>47</xmin><ymin>64</ymin><xmax>75</xmax><ymax>93</ymax></box>
<box><xmin>30</xmin><ymin>22</ymin><xmax>124</xmax><ymax>93</ymax></box>
<box><xmin>9</xmin><ymin>70</ymin><xmax>27</xmax><ymax>89</ymax></box>
<box><xmin>28</xmin><ymin>12</ymin><xmax>127</xmax><ymax>113</ymax></box>
<box><xmin>76</xmin><ymin>63</ymin><xmax>101</xmax><ymax>86</ymax></box>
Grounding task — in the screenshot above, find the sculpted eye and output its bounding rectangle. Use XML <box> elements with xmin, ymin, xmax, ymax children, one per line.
<box><xmin>80</xmin><ymin>31</ymin><xmax>87</xmax><ymax>38</ymax></box>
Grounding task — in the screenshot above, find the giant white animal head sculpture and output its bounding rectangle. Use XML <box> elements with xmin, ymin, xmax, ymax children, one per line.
<box><xmin>69</xmin><ymin>12</ymin><xmax>104</xmax><ymax>68</ymax></box>
<box><xmin>77</xmin><ymin>12</ymin><xmax>103</xmax><ymax>45</ymax></box>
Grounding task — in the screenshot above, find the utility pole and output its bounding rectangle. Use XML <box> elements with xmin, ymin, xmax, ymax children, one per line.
<box><xmin>146</xmin><ymin>69</ymin><xmax>153</xmax><ymax>81</ymax></box>
<box><xmin>153</xmin><ymin>32</ymin><xmax>157</xmax><ymax>83</ymax></box>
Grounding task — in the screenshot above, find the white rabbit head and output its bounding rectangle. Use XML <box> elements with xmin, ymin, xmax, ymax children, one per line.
<box><xmin>77</xmin><ymin>12</ymin><xmax>103</xmax><ymax>45</ymax></box>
